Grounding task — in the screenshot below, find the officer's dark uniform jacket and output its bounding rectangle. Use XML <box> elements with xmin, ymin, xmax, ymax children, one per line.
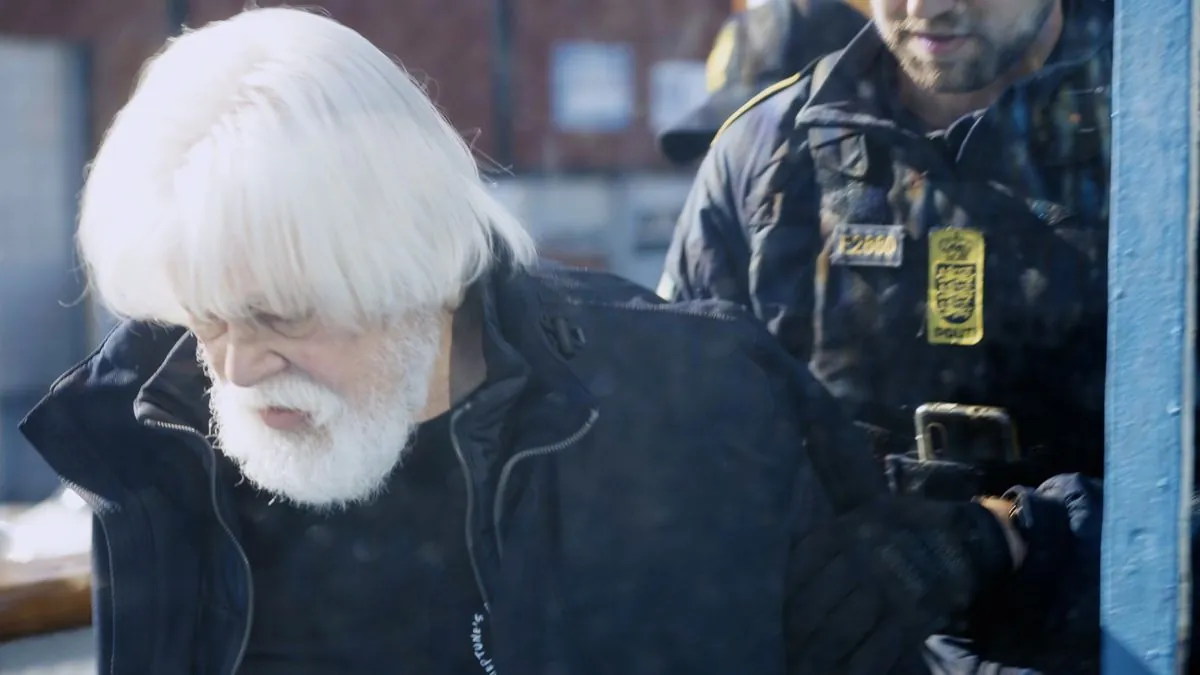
<box><xmin>20</xmin><ymin>265</ymin><xmax>1023</xmax><ymax>675</ymax></box>
<box><xmin>662</xmin><ymin>0</ymin><xmax>1113</xmax><ymax>487</ymax></box>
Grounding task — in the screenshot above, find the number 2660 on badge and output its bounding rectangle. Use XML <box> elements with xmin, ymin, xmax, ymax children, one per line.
<box><xmin>829</xmin><ymin>224</ymin><xmax>905</xmax><ymax>268</ymax></box>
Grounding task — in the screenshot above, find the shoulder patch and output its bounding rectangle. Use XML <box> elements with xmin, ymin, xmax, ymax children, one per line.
<box><xmin>845</xmin><ymin>0</ymin><xmax>872</xmax><ymax>16</ymax></box>
<box><xmin>711</xmin><ymin>72</ymin><xmax>803</xmax><ymax>147</ymax></box>
<box><xmin>705</xmin><ymin>22</ymin><xmax>738</xmax><ymax>93</ymax></box>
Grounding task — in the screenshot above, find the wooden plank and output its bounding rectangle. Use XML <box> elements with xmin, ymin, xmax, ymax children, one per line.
<box><xmin>0</xmin><ymin>506</ymin><xmax>91</xmax><ymax>642</ymax></box>
<box><xmin>0</xmin><ymin>552</ymin><xmax>91</xmax><ymax>641</ymax></box>
<box><xmin>1102</xmin><ymin>0</ymin><xmax>1199</xmax><ymax>671</ymax></box>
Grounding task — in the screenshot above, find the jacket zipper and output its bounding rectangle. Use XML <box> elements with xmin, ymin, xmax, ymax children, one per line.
<box><xmin>54</xmin><ymin>481</ymin><xmax>114</xmax><ymax>673</ymax></box>
<box><xmin>449</xmin><ymin>283</ymin><xmax>731</xmax><ymax>604</ymax></box>
<box><xmin>449</xmin><ymin>403</ymin><xmax>492</xmax><ymax>612</ymax></box>
<box><xmin>143</xmin><ymin>419</ymin><xmax>254</xmax><ymax>675</ymax></box>
<box><xmin>58</xmin><ymin>478</ymin><xmax>104</xmax><ymax>512</ymax></box>
<box><xmin>492</xmin><ymin>409</ymin><xmax>599</xmax><ymax>560</ymax></box>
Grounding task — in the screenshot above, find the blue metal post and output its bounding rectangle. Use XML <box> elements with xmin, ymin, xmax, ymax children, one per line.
<box><xmin>1103</xmin><ymin>0</ymin><xmax>1198</xmax><ymax>671</ymax></box>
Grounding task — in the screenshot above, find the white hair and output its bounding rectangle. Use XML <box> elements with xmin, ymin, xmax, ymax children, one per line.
<box><xmin>78</xmin><ymin>6</ymin><xmax>536</xmax><ymax>328</ymax></box>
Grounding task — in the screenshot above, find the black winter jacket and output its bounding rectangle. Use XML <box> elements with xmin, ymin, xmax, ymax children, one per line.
<box><xmin>22</xmin><ymin>266</ymin><xmax>1010</xmax><ymax>674</ymax></box>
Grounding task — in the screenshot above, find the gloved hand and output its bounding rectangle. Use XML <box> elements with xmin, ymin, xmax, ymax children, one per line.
<box><xmin>922</xmin><ymin>635</ymin><xmax>1043</xmax><ymax>674</ymax></box>
<box><xmin>884</xmin><ymin>452</ymin><xmax>1058</xmax><ymax>501</ymax></box>
<box><xmin>958</xmin><ymin>474</ymin><xmax>1102</xmax><ymax>674</ymax></box>
<box><xmin>885</xmin><ymin>452</ymin><xmax>988</xmax><ymax>501</ymax></box>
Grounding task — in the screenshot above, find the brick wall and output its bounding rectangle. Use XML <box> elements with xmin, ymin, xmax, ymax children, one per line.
<box><xmin>0</xmin><ymin>0</ymin><xmax>727</xmax><ymax>172</ymax></box>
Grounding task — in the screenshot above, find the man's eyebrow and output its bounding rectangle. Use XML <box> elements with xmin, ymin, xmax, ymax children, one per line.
<box><xmin>247</xmin><ymin>307</ymin><xmax>285</xmax><ymax>321</ymax></box>
<box><xmin>191</xmin><ymin>310</ymin><xmax>223</xmax><ymax>324</ymax></box>
<box><xmin>247</xmin><ymin>307</ymin><xmax>317</xmax><ymax>325</ymax></box>
<box><xmin>239</xmin><ymin>298</ymin><xmax>279</xmax><ymax>318</ymax></box>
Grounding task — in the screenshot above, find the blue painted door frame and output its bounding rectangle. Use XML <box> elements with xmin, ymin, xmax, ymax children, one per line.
<box><xmin>1103</xmin><ymin>0</ymin><xmax>1198</xmax><ymax>671</ymax></box>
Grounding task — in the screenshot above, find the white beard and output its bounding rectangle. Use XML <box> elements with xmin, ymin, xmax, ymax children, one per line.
<box><xmin>202</xmin><ymin>312</ymin><xmax>443</xmax><ymax>510</ymax></box>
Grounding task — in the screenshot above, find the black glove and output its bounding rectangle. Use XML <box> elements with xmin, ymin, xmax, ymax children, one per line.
<box><xmin>959</xmin><ymin>474</ymin><xmax>1102</xmax><ymax>674</ymax></box>
<box><xmin>886</xmin><ymin>453</ymin><xmax>989</xmax><ymax>501</ymax></box>
<box><xmin>834</xmin><ymin>495</ymin><xmax>1016</xmax><ymax>636</ymax></box>
<box><xmin>783</xmin><ymin>492</ymin><xmax>1021</xmax><ymax>674</ymax></box>
<box><xmin>885</xmin><ymin>452</ymin><xmax>1059</xmax><ymax>501</ymax></box>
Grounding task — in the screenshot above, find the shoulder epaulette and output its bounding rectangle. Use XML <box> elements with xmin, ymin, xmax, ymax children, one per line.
<box><xmin>711</xmin><ymin>72</ymin><xmax>804</xmax><ymax>147</ymax></box>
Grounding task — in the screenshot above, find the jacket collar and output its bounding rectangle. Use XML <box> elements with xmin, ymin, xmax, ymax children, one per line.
<box><xmin>135</xmin><ymin>265</ymin><xmax>595</xmax><ymax>427</ymax></box>
<box><xmin>19</xmin><ymin>321</ymin><xmax>191</xmax><ymax>507</ymax></box>
<box><xmin>22</xmin><ymin>265</ymin><xmax>597</xmax><ymax>502</ymax></box>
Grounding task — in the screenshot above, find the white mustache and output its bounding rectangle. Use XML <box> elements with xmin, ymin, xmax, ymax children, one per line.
<box><xmin>215</xmin><ymin>374</ymin><xmax>347</xmax><ymax>428</ymax></box>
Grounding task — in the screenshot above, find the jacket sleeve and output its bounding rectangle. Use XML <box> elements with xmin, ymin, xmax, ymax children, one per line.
<box><xmin>753</xmin><ymin>330</ymin><xmax>932</xmax><ymax>674</ymax></box>
<box><xmin>657</xmin><ymin>132</ymin><xmax>755</xmax><ymax>306</ymax></box>
<box><xmin>753</xmin><ymin>334</ymin><xmax>1015</xmax><ymax>674</ymax></box>
<box><xmin>659</xmin><ymin>79</ymin><xmax>826</xmax><ymax>364</ymax></box>
<box><xmin>657</xmin><ymin>80</ymin><xmax>810</xmax><ymax>302</ymax></box>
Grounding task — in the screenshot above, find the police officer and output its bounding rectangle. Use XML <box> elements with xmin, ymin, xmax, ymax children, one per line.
<box><xmin>658</xmin><ymin>0</ymin><xmax>869</xmax><ymax>166</ymax></box>
<box><xmin>659</xmin><ymin>0</ymin><xmax>1112</xmax><ymax>499</ymax></box>
<box><xmin>659</xmin><ymin>3</ymin><xmax>1114</xmax><ymax>669</ymax></box>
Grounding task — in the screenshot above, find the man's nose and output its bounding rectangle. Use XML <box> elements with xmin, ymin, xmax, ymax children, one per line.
<box><xmin>223</xmin><ymin>331</ymin><xmax>288</xmax><ymax>388</ymax></box>
<box><xmin>907</xmin><ymin>0</ymin><xmax>956</xmax><ymax>19</ymax></box>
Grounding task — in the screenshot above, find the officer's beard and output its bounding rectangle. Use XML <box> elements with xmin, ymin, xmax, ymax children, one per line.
<box><xmin>201</xmin><ymin>311</ymin><xmax>443</xmax><ymax>511</ymax></box>
<box><xmin>882</xmin><ymin>0</ymin><xmax>1057</xmax><ymax>94</ymax></box>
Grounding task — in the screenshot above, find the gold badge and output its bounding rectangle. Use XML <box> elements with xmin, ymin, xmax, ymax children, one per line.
<box><xmin>927</xmin><ymin>228</ymin><xmax>985</xmax><ymax>346</ymax></box>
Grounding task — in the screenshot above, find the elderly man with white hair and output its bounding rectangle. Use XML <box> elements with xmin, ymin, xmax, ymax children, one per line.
<box><xmin>21</xmin><ymin>7</ymin><xmax>1094</xmax><ymax>675</ymax></box>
